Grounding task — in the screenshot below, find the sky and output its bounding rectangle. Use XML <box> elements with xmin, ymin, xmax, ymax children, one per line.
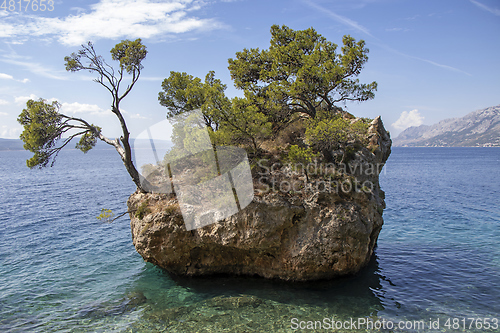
<box><xmin>0</xmin><ymin>0</ymin><xmax>499</xmax><ymax>139</ymax></box>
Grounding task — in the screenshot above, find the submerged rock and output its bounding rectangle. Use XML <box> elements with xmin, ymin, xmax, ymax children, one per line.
<box><xmin>128</xmin><ymin>117</ymin><xmax>391</xmax><ymax>281</ymax></box>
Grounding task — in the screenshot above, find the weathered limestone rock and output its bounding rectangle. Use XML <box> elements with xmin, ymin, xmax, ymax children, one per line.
<box><xmin>128</xmin><ymin>117</ymin><xmax>391</xmax><ymax>281</ymax></box>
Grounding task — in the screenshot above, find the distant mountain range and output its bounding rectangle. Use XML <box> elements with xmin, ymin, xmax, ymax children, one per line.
<box><xmin>0</xmin><ymin>138</ymin><xmax>24</xmax><ymax>151</ymax></box>
<box><xmin>393</xmin><ymin>105</ymin><xmax>500</xmax><ymax>147</ymax></box>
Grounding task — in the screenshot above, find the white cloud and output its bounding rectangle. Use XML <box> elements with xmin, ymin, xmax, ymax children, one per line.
<box><xmin>14</xmin><ymin>95</ymin><xmax>58</xmax><ymax>105</ymax></box>
<box><xmin>13</xmin><ymin>98</ymin><xmax>109</xmax><ymax>116</ymax></box>
<box><xmin>14</xmin><ymin>94</ymin><xmax>39</xmax><ymax>105</ymax></box>
<box><xmin>470</xmin><ymin>0</ymin><xmax>500</xmax><ymax>16</ymax></box>
<box><xmin>70</xmin><ymin>7</ymin><xmax>86</xmax><ymax>14</ymax></box>
<box><xmin>1</xmin><ymin>59</ymin><xmax>67</xmax><ymax>80</ymax></box>
<box><xmin>0</xmin><ymin>72</ymin><xmax>30</xmax><ymax>83</ymax></box>
<box><xmin>0</xmin><ymin>0</ymin><xmax>222</xmax><ymax>46</ymax></box>
<box><xmin>0</xmin><ymin>73</ymin><xmax>14</xmax><ymax>80</ymax></box>
<box><xmin>0</xmin><ymin>111</ymin><xmax>8</xmax><ymax>115</ymax></box>
<box><xmin>0</xmin><ymin>99</ymin><xmax>9</xmax><ymax>105</ymax></box>
<box><xmin>392</xmin><ymin>109</ymin><xmax>424</xmax><ymax>130</ymax></box>
<box><xmin>140</xmin><ymin>76</ymin><xmax>166</xmax><ymax>81</ymax></box>
<box><xmin>1</xmin><ymin>125</ymin><xmax>22</xmax><ymax>139</ymax></box>
<box><xmin>130</xmin><ymin>113</ymin><xmax>150</xmax><ymax>119</ymax></box>
<box><xmin>60</xmin><ymin>102</ymin><xmax>112</xmax><ymax>116</ymax></box>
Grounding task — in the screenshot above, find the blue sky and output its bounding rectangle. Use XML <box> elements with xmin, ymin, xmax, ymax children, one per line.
<box><xmin>0</xmin><ymin>0</ymin><xmax>499</xmax><ymax>139</ymax></box>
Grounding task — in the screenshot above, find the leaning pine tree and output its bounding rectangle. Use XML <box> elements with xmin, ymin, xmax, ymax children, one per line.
<box><xmin>17</xmin><ymin>39</ymin><xmax>147</xmax><ymax>192</ymax></box>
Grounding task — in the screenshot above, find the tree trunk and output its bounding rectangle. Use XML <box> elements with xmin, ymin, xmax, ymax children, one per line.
<box><xmin>113</xmin><ymin>105</ymin><xmax>147</xmax><ymax>193</ymax></box>
<box><xmin>123</xmin><ymin>155</ymin><xmax>145</xmax><ymax>192</ymax></box>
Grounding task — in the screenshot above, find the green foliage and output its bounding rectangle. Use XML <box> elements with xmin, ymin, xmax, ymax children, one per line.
<box><xmin>96</xmin><ymin>208</ymin><xmax>115</xmax><ymax>222</ymax></box>
<box><xmin>158</xmin><ymin>71</ymin><xmax>206</xmax><ymax>116</ymax></box>
<box><xmin>17</xmin><ymin>98</ymin><xmax>103</xmax><ymax>168</ymax></box>
<box><xmin>181</xmin><ymin>113</ymin><xmax>213</xmax><ymax>154</ymax></box>
<box><xmin>287</xmin><ymin>145</ymin><xmax>318</xmax><ymax>167</ymax></box>
<box><xmin>305</xmin><ymin>113</ymin><xmax>369</xmax><ymax>162</ymax></box>
<box><xmin>162</xmin><ymin>111</ymin><xmax>213</xmax><ymax>163</ymax></box>
<box><xmin>75</xmin><ymin>126</ymin><xmax>101</xmax><ymax>153</ymax></box>
<box><xmin>159</xmin><ymin>71</ymin><xmax>272</xmax><ymax>152</ymax></box>
<box><xmin>350</xmin><ymin>119</ymin><xmax>370</xmax><ymax>139</ymax></box>
<box><xmin>42</xmin><ymin>39</ymin><xmax>147</xmax><ymax>191</ymax></box>
<box><xmin>110</xmin><ymin>39</ymin><xmax>147</xmax><ymax>74</ymax></box>
<box><xmin>158</xmin><ymin>71</ymin><xmax>230</xmax><ymax>130</ymax></box>
<box><xmin>135</xmin><ymin>201</ymin><xmax>151</xmax><ymax>220</ymax></box>
<box><xmin>65</xmin><ymin>39</ymin><xmax>147</xmax><ymax>78</ymax></box>
<box><xmin>211</xmin><ymin>97</ymin><xmax>272</xmax><ymax>151</ymax></box>
<box><xmin>228</xmin><ymin>25</ymin><xmax>377</xmax><ymax>119</ymax></box>
<box><xmin>159</xmin><ymin>25</ymin><xmax>377</xmax><ymax>157</ymax></box>
<box><xmin>157</xmin><ymin>24</ymin><xmax>378</xmax><ymax>167</ymax></box>
<box><xmin>286</xmin><ymin>145</ymin><xmax>319</xmax><ymax>180</ymax></box>
<box><xmin>17</xmin><ymin>99</ymin><xmax>63</xmax><ymax>168</ymax></box>
<box><xmin>305</xmin><ymin>114</ymin><xmax>349</xmax><ymax>153</ymax></box>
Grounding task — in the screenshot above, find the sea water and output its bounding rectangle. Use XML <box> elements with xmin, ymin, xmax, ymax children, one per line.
<box><xmin>0</xmin><ymin>147</ymin><xmax>498</xmax><ymax>332</ymax></box>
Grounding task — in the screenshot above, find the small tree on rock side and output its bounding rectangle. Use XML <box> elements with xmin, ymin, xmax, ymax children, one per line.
<box><xmin>304</xmin><ymin>112</ymin><xmax>370</xmax><ymax>163</ymax></box>
<box><xmin>17</xmin><ymin>39</ymin><xmax>148</xmax><ymax>191</ymax></box>
<box><xmin>158</xmin><ymin>71</ymin><xmax>272</xmax><ymax>152</ymax></box>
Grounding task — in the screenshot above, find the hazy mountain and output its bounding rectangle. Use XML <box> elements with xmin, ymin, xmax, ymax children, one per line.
<box><xmin>393</xmin><ymin>105</ymin><xmax>500</xmax><ymax>147</ymax></box>
<box><xmin>0</xmin><ymin>139</ymin><xmax>24</xmax><ymax>151</ymax></box>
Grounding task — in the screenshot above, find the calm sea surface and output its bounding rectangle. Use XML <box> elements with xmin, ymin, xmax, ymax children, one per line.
<box><xmin>0</xmin><ymin>147</ymin><xmax>499</xmax><ymax>332</ymax></box>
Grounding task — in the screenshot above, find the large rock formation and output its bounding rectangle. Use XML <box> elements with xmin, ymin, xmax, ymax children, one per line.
<box><xmin>128</xmin><ymin>116</ymin><xmax>391</xmax><ymax>281</ymax></box>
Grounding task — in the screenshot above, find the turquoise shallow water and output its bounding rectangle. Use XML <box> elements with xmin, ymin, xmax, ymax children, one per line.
<box><xmin>0</xmin><ymin>147</ymin><xmax>499</xmax><ymax>332</ymax></box>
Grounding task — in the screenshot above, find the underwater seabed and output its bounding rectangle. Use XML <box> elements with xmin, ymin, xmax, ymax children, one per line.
<box><xmin>55</xmin><ymin>241</ymin><xmax>499</xmax><ymax>333</ymax></box>
<box><xmin>127</xmin><ymin>254</ymin><xmax>383</xmax><ymax>333</ymax></box>
<box><xmin>51</xmin><ymin>252</ymin><xmax>380</xmax><ymax>333</ymax></box>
